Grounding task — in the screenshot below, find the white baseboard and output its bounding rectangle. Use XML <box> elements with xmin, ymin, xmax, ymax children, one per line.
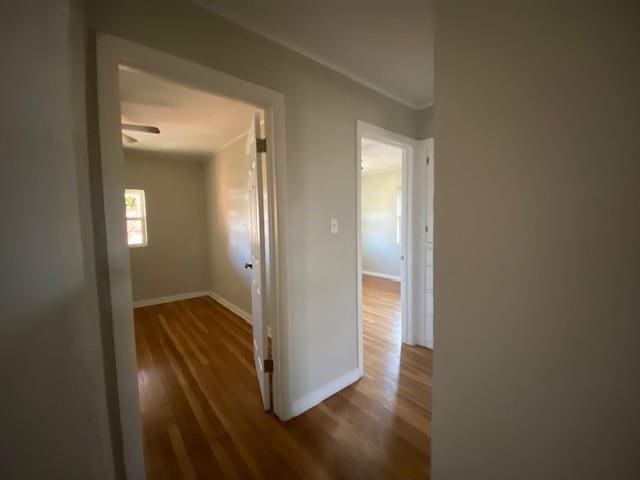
<box><xmin>362</xmin><ymin>270</ymin><xmax>401</xmax><ymax>282</ymax></box>
<box><xmin>208</xmin><ymin>291</ymin><xmax>252</xmax><ymax>324</ymax></box>
<box><xmin>290</xmin><ymin>367</ymin><xmax>363</xmax><ymax>418</ymax></box>
<box><xmin>133</xmin><ymin>290</ymin><xmax>210</xmax><ymax>308</ymax></box>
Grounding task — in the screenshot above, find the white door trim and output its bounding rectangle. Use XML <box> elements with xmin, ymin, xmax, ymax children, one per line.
<box><xmin>356</xmin><ymin>120</ymin><xmax>417</xmax><ymax>373</ymax></box>
<box><xmin>96</xmin><ymin>33</ymin><xmax>290</xmax><ymax>480</ymax></box>
<box><xmin>423</xmin><ymin>138</ymin><xmax>435</xmax><ymax>349</ymax></box>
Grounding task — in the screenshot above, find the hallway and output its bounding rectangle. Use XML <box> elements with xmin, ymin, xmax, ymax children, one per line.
<box><xmin>134</xmin><ymin>278</ymin><xmax>431</xmax><ymax>479</ymax></box>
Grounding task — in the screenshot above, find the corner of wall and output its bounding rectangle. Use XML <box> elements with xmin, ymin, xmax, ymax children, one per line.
<box><xmin>415</xmin><ymin>105</ymin><xmax>434</xmax><ymax>139</ymax></box>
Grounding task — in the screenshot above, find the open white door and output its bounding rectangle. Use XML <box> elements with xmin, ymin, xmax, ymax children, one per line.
<box><xmin>424</xmin><ymin>138</ymin><xmax>434</xmax><ymax>349</ymax></box>
<box><xmin>246</xmin><ymin>113</ymin><xmax>270</xmax><ymax>410</ymax></box>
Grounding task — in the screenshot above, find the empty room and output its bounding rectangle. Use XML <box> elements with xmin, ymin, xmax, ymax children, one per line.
<box><xmin>6</xmin><ymin>1</ymin><xmax>438</xmax><ymax>477</ymax></box>
<box><xmin>116</xmin><ymin>57</ymin><xmax>434</xmax><ymax>477</ymax></box>
<box><xmin>7</xmin><ymin>1</ymin><xmax>639</xmax><ymax>480</ymax></box>
<box><xmin>119</xmin><ymin>66</ymin><xmax>281</xmax><ymax>476</ymax></box>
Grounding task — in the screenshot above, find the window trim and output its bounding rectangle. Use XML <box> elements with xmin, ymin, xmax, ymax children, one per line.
<box><xmin>125</xmin><ymin>188</ymin><xmax>148</xmax><ymax>248</ymax></box>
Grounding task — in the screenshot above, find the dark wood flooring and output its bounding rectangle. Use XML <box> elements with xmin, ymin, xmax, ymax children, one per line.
<box><xmin>134</xmin><ymin>276</ymin><xmax>431</xmax><ymax>479</ymax></box>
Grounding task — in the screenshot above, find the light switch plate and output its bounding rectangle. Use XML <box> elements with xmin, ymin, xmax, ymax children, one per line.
<box><xmin>330</xmin><ymin>218</ymin><xmax>339</xmax><ymax>234</ymax></box>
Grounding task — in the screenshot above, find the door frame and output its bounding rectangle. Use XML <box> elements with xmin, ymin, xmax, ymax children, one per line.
<box><xmin>96</xmin><ymin>34</ymin><xmax>289</xmax><ymax>479</ymax></box>
<box><xmin>356</xmin><ymin>121</ymin><xmax>416</xmax><ymax>372</ymax></box>
<box><xmin>423</xmin><ymin>137</ymin><xmax>435</xmax><ymax>348</ymax></box>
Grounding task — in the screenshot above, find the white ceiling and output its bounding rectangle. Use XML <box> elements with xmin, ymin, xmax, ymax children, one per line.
<box><xmin>361</xmin><ymin>138</ymin><xmax>402</xmax><ymax>174</ymax></box>
<box><xmin>118</xmin><ymin>66</ymin><xmax>262</xmax><ymax>155</ymax></box>
<box><xmin>195</xmin><ymin>0</ymin><xmax>434</xmax><ymax>109</ymax></box>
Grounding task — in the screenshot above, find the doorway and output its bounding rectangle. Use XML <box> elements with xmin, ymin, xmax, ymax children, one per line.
<box><xmin>121</xmin><ymin>64</ymin><xmax>273</xmax><ymax>476</ymax></box>
<box><xmin>353</xmin><ymin>122</ymin><xmax>432</xmax><ymax>477</ymax></box>
<box><xmin>359</xmin><ymin>137</ymin><xmax>405</xmax><ymax>353</ymax></box>
<box><xmin>356</xmin><ymin>122</ymin><xmax>435</xmax><ymax>360</ymax></box>
<box><xmin>96</xmin><ymin>34</ymin><xmax>288</xmax><ymax>479</ymax></box>
<box><xmin>356</xmin><ymin>121</ymin><xmax>416</xmax><ymax>373</ymax></box>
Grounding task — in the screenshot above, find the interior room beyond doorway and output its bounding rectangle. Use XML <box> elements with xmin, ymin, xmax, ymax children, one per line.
<box><xmin>360</xmin><ymin>137</ymin><xmax>404</xmax><ymax>344</ymax></box>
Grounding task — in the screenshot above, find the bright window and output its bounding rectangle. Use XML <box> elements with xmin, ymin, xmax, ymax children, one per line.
<box><xmin>125</xmin><ymin>189</ymin><xmax>147</xmax><ymax>247</ymax></box>
<box><xmin>396</xmin><ymin>187</ymin><xmax>402</xmax><ymax>244</ymax></box>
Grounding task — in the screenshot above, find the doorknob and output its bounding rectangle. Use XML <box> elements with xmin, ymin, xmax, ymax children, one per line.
<box><xmin>244</xmin><ymin>262</ymin><xmax>253</xmax><ymax>269</ymax></box>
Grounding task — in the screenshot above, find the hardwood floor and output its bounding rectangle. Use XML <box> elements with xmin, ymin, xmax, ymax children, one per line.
<box><xmin>134</xmin><ymin>276</ymin><xmax>432</xmax><ymax>479</ymax></box>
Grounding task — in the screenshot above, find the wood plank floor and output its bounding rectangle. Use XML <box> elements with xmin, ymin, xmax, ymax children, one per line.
<box><xmin>134</xmin><ymin>276</ymin><xmax>432</xmax><ymax>479</ymax></box>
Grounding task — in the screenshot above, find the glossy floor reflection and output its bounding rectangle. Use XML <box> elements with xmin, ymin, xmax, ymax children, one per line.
<box><xmin>134</xmin><ymin>276</ymin><xmax>431</xmax><ymax>479</ymax></box>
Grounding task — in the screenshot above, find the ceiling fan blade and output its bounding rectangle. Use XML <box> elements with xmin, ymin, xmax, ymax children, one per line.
<box><xmin>122</xmin><ymin>133</ymin><xmax>138</xmax><ymax>144</ymax></box>
<box><xmin>122</xmin><ymin>123</ymin><xmax>160</xmax><ymax>134</ymax></box>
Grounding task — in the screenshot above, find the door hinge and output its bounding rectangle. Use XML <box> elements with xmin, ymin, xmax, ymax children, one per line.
<box><xmin>426</xmin><ymin>156</ymin><xmax>430</xmax><ymax>165</ymax></box>
<box><xmin>257</xmin><ymin>138</ymin><xmax>267</xmax><ymax>153</ymax></box>
<box><xmin>266</xmin><ymin>333</ymin><xmax>274</xmax><ymax>411</ymax></box>
<box><xmin>263</xmin><ymin>358</ymin><xmax>274</xmax><ymax>373</ymax></box>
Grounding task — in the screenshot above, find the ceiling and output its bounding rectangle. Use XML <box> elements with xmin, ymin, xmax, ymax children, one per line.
<box><xmin>195</xmin><ymin>0</ymin><xmax>434</xmax><ymax>109</ymax></box>
<box><xmin>119</xmin><ymin>66</ymin><xmax>262</xmax><ymax>155</ymax></box>
<box><xmin>361</xmin><ymin>138</ymin><xmax>402</xmax><ymax>174</ymax></box>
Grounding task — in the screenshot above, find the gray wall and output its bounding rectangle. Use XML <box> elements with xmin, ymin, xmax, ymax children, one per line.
<box><xmin>416</xmin><ymin>105</ymin><xmax>434</xmax><ymax>139</ymax></box>
<box><xmin>123</xmin><ymin>150</ymin><xmax>210</xmax><ymax>302</ymax></box>
<box><xmin>206</xmin><ymin>135</ymin><xmax>253</xmax><ymax>314</ymax></box>
<box><xmin>0</xmin><ymin>1</ymin><xmax>118</xmax><ymax>478</ymax></box>
<box><xmin>432</xmin><ymin>2</ymin><xmax>640</xmax><ymax>479</ymax></box>
<box><xmin>362</xmin><ymin>168</ymin><xmax>402</xmax><ymax>278</ymax></box>
<box><xmin>88</xmin><ymin>0</ymin><xmax>420</xmax><ymax>405</ymax></box>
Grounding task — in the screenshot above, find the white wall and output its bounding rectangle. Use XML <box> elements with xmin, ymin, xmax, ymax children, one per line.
<box><xmin>0</xmin><ymin>1</ymin><xmax>117</xmax><ymax>478</ymax></box>
<box><xmin>433</xmin><ymin>2</ymin><xmax>640</xmax><ymax>478</ymax></box>
<box><xmin>362</xmin><ymin>168</ymin><xmax>402</xmax><ymax>278</ymax></box>
<box><xmin>206</xmin><ymin>135</ymin><xmax>253</xmax><ymax>315</ymax></box>
<box><xmin>123</xmin><ymin>149</ymin><xmax>210</xmax><ymax>302</ymax></box>
<box><xmin>88</xmin><ymin>0</ymin><xmax>421</xmax><ymax>410</ymax></box>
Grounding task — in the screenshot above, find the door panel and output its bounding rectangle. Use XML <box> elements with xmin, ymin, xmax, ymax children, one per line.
<box><xmin>246</xmin><ymin>112</ymin><xmax>270</xmax><ymax>410</ymax></box>
<box><xmin>424</xmin><ymin>139</ymin><xmax>434</xmax><ymax>348</ymax></box>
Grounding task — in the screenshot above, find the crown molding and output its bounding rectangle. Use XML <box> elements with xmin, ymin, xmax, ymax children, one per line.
<box><xmin>193</xmin><ymin>1</ymin><xmax>430</xmax><ymax>110</ymax></box>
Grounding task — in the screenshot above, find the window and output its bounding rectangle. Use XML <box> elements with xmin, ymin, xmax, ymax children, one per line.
<box><xmin>396</xmin><ymin>187</ymin><xmax>402</xmax><ymax>244</ymax></box>
<box><xmin>125</xmin><ymin>189</ymin><xmax>147</xmax><ymax>247</ymax></box>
